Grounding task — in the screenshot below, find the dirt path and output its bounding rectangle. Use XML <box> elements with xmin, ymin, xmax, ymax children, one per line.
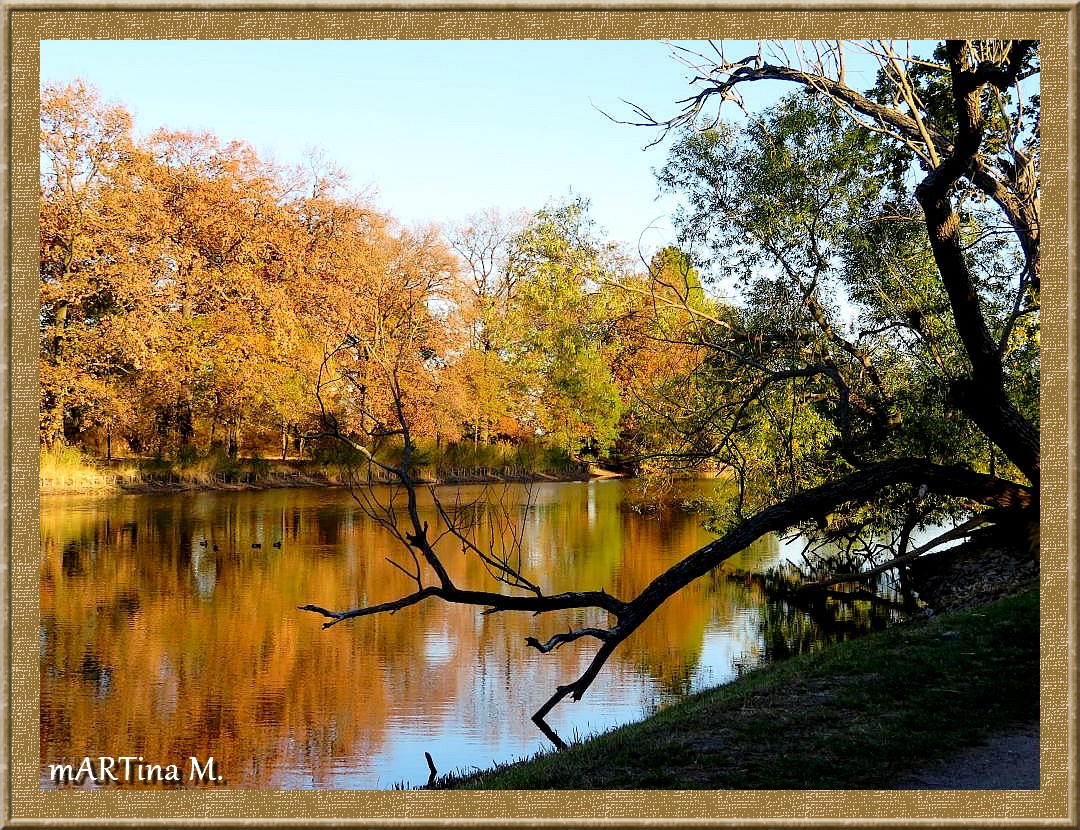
<box><xmin>887</xmin><ymin>722</ymin><xmax>1040</xmax><ymax>789</ymax></box>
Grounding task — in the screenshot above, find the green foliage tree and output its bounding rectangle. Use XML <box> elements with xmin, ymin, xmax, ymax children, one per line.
<box><xmin>632</xmin><ymin>40</ymin><xmax>1039</xmax><ymax>574</ymax></box>
<box><xmin>504</xmin><ymin>198</ymin><xmax>626</xmax><ymax>458</ymax></box>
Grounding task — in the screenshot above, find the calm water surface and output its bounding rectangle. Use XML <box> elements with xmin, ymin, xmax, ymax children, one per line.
<box><xmin>41</xmin><ymin>480</ymin><xmax>826</xmax><ymax>789</ymax></box>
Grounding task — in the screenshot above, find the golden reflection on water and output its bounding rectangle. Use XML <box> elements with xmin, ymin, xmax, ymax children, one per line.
<box><xmin>40</xmin><ymin>481</ymin><xmax>788</xmax><ymax>789</ymax></box>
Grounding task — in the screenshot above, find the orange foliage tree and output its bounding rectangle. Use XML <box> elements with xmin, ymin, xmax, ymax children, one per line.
<box><xmin>40</xmin><ymin>81</ymin><xmax>466</xmax><ymax>463</ymax></box>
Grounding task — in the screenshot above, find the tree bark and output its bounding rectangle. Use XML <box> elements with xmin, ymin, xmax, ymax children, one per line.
<box><xmin>176</xmin><ymin>382</ymin><xmax>195</xmax><ymax>451</ymax></box>
<box><xmin>915</xmin><ymin>41</ymin><xmax>1040</xmax><ymax>486</ymax></box>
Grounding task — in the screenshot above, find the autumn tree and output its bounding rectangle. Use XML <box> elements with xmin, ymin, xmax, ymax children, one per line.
<box><xmin>444</xmin><ymin>209</ymin><xmax>526</xmax><ymax>447</ymax></box>
<box><xmin>39</xmin><ymin>81</ymin><xmax>137</xmax><ymax>449</ymax></box>
<box><xmin>40</xmin><ymin>81</ymin><xmax>464</xmax><ymax>464</ymax></box>
<box><xmin>41</xmin><ymin>82</ymin><xmax>304</xmax><ymax>457</ymax></box>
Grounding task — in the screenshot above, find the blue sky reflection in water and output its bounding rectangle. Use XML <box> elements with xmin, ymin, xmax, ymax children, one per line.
<box><xmin>39</xmin><ymin>480</ymin><xmax>846</xmax><ymax>789</ymax></box>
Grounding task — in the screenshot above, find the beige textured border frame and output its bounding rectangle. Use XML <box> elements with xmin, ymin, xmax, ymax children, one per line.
<box><xmin>2</xmin><ymin>5</ymin><xmax>1076</xmax><ymax>827</ymax></box>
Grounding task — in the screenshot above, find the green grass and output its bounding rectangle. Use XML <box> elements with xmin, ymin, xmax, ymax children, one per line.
<box><xmin>437</xmin><ymin>587</ymin><xmax>1039</xmax><ymax>789</ymax></box>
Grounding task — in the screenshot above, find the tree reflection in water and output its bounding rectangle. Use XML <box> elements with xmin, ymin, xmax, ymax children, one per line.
<box><xmin>730</xmin><ymin>561</ymin><xmax>903</xmax><ymax>675</ymax></box>
<box><xmin>40</xmin><ymin>482</ymin><xmax>892</xmax><ymax>789</ymax></box>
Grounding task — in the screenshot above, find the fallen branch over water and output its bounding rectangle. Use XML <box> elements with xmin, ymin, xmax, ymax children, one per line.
<box><xmin>302</xmin><ymin>454</ymin><xmax>1032</xmax><ymax>747</ymax></box>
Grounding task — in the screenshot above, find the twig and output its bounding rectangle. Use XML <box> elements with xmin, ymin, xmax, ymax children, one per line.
<box><xmin>424</xmin><ymin>752</ymin><xmax>437</xmax><ymax>787</ymax></box>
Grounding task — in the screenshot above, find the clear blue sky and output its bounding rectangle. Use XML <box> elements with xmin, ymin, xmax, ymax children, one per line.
<box><xmin>41</xmin><ymin>39</ymin><xmax>805</xmax><ymax>255</ymax></box>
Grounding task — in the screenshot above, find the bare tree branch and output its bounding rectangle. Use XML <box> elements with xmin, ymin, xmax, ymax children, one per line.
<box><xmin>625</xmin><ymin>40</ymin><xmax>1040</xmax><ymax>290</ymax></box>
<box><xmin>302</xmin><ymin>447</ymin><xmax>1031</xmax><ymax>744</ymax></box>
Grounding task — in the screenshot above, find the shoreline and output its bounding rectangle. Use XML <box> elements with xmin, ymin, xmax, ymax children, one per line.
<box><xmin>435</xmin><ymin>584</ymin><xmax>1039</xmax><ymax>790</ymax></box>
<box><xmin>39</xmin><ymin>465</ymin><xmax>626</xmax><ymax>497</ymax></box>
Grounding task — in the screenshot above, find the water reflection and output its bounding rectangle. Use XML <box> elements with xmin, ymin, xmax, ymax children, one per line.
<box><xmin>40</xmin><ymin>480</ymin><xmax>873</xmax><ymax>789</ymax></box>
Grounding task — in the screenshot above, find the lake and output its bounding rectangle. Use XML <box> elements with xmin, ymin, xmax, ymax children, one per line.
<box><xmin>39</xmin><ymin>479</ymin><xmax>880</xmax><ymax>789</ymax></box>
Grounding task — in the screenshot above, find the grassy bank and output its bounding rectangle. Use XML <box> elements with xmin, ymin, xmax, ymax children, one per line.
<box><xmin>39</xmin><ymin>441</ymin><xmax>596</xmax><ymax>495</ymax></box>
<box><xmin>38</xmin><ymin>445</ymin><xmax>140</xmax><ymax>493</ymax></box>
<box><xmin>39</xmin><ymin>447</ymin><xmax>336</xmax><ymax>494</ymax></box>
<box><xmin>438</xmin><ymin>586</ymin><xmax>1039</xmax><ymax>789</ymax></box>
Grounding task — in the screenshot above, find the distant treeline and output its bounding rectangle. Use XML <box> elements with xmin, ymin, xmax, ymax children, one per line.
<box><xmin>40</xmin><ymin>81</ymin><xmax>713</xmax><ymax>472</ymax></box>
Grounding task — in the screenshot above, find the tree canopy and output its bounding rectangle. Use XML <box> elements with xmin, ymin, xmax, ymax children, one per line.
<box><xmin>40</xmin><ymin>87</ymin><xmax>665</xmax><ymax>469</ymax></box>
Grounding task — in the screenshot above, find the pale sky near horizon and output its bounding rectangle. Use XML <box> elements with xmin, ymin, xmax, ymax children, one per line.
<box><xmin>40</xmin><ymin>39</ymin><xmax>840</xmax><ymax>258</ymax></box>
